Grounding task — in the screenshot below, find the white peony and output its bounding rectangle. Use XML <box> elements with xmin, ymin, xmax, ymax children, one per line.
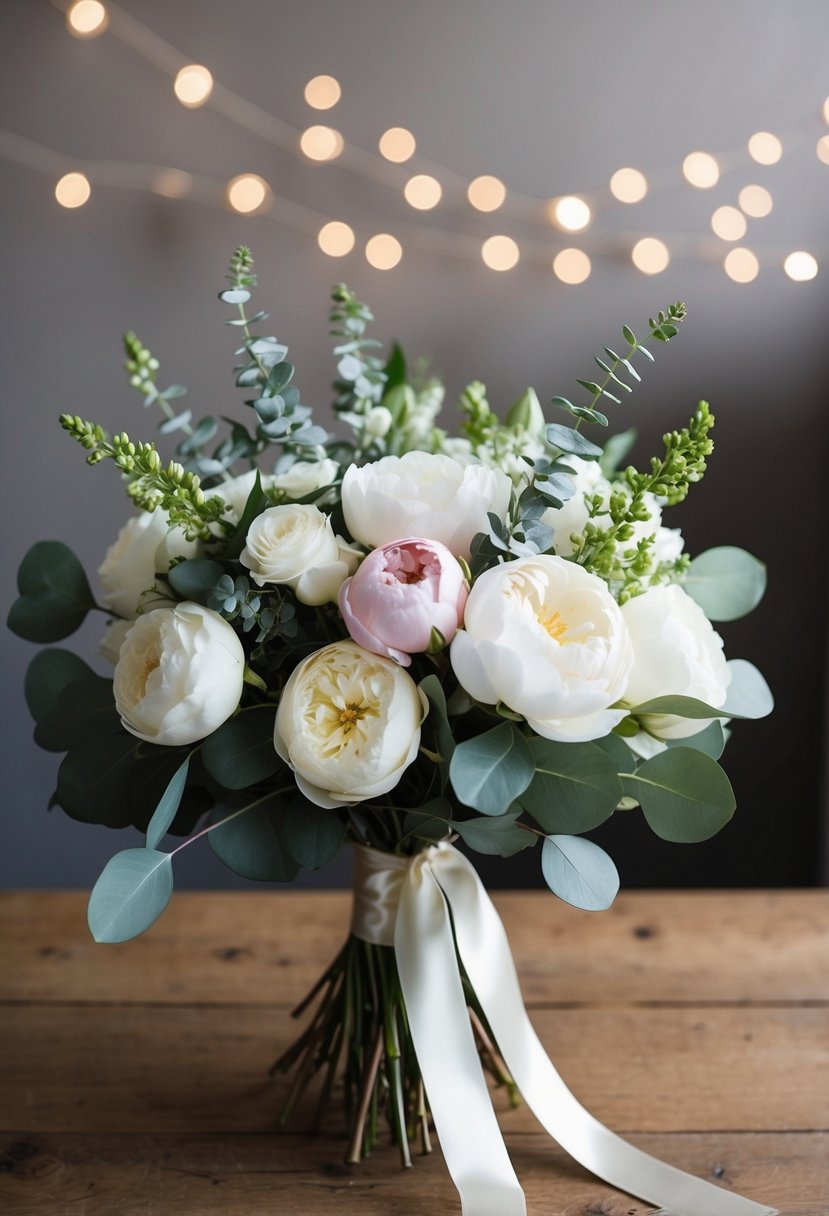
<box><xmin>274</xmin><ymin>640</ymin><xmax>427</xmax><ymax>808</ymax></box>
<box><xmin>341</xmin><ymin>451</ymin><xmax>511</xmax><ymax>557</ymax></box>
<box><xmin>621</xmin><ymin>583</ymin><xmax>731</xmax><ymax>740</ymax></box>
<box><xmin>98</xmin><ymin>507</ymin><xmax>198</xmax><ymax>620</ymax></box>
<box><xmin>114</xmin><ymin>602</ymin><xmax>245</xmax><ymax>745</ymax></box>
<box><xmin>240</xmin><ymin>504</ymin><xmax>360</xmax><ymax>605</ymax></box>
<box><xmin>272</xmin><ymin>457</ymin><xmax>339</xmax><ymax>499</ymax></box>
<box><xmin>450</xmin><ymin>555</ymin><xmax>633</xmax><ymax>742</ymax></box>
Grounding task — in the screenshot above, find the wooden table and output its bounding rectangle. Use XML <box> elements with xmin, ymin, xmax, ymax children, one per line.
<box><xmin>1</xmin><ymin>890</ymin><xmax>827</xmax><ymax>1215</ymax></box>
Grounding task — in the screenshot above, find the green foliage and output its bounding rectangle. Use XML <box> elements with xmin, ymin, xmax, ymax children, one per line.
<box><xmin>279</xmin><ymin>799</ymin><xmax>347</xmax><ymax>869</ymax></box>
<box><xmin>599</xmin><ymin>427</ymin><xmax>637</xmax><ymax>477</ymax></box>
<box><xmin>8</xmin><ymin>541</ymin><xmax>96</xmax><ymax>642</ymax></box>
<box><xmin>87</xmin><ymin>848</ymin><xmax>174</xmax><ymax>943</ymax></box>
<box><xmin>166</xmin><ymin>558</ymin><xmax>227</xmax><ymax>602</ymax></box>
<box><xmin>24</xmin><ymin>648</ymin><xmax>94</xmax><ymax>722</ymax></box>
<box><xmin>664</xmin><ymin>721</ymin><xmax>726</xmax><ymax>760</ymax></box>
<box><xmin>145</xmin><ymin>758</ymin><xmax>190</xmax><ymax>850</ymax></box>
<box><xmin>519</xmin><ymin>738</ymin><xmax>622</xmax><ymax>833</ymax></box>
<box><xmin>620</xmin><ymin>748</ymin><xmax>736</xmax><ymax>842</ymax></box>
<box><xmin>329</xmin><ymin>283</ymin><xmax>388</xmax><ymax>437</ymax></box>
<box><xmin>34</xmin><ymin>674</ymin><xmax>118</xmax><ymax>752</ymax></box>
<box><xmin>200</xmin><ymin>709</ymin><xmax>284</xmax><ymax>790</ymax></box>
<box><xmin>418</xmin><ymin>675</ymin><xmax>455</xmax><ymax>787</ymax></box>
<box><xmin>451</xmin><ymin>812</ymin><xmax>534</xmax><ymax>857</ymax></box>
<box><xmin>683</xmin><ymin>546</ymin><xmax>767</xmax><ymax>621</ymax></box>
<box><xmin>541</xmin><ymin>835</ymin><xmax>620</xmax><ymax>911</ymax></box>
<box><xmin>209</xmin><ymin>793</ymin><xmax>301</xmax><ymax>881</ymax></box>
<box><xmin>722</xmin><ymin>659</ymin><xmax>774</xmax><ymax>719</ymax></box>
<box><xmin>449</xmin><ymin>722</ymin><xmax>534</xmax><ymax>815</ymax></box>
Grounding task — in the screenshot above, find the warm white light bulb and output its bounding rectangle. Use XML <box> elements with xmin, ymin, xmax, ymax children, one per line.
<box><xmin>550</xmin><ymin>195</ymin><xmax>591</xmax><ymax>232</ymax></box>
<box><xmin>724</xmin><ymin>247</ymin><xmax>759</xmax><ymax>283</ymax></box>
<box><xmin>66</xmin><ymin>0</ymin><xmax>108</xmax><ymax>37</ymax></box>
<box><xmin>631</xmin><ymin>237</ymin><xmax>670</xmax><ymax>274</ymax></box>
<box><xmin>318</xmin><ymin>221</ymin><xmax>355</xmax><ymax>257</ymax></box>
<box><xmin>609</xmin><ymin>167</ymin><xmax>647</xmax><ymax>204</ymax></box>
<box><xmin>783</xmin><ymin>251</ymin><xmax>818</xmax><ymax>282</ymax></box>
<box><xmin>748</xmin><ymin>131</ymin><xmax>782</xmax><ymax>165</ymax></box>
<box><xmin>816</xmin><ymin>135</ymin><xmax>829</xmax><ymax>166</ymax></box>
<box><xmin>481</xmin><ymin>235</ymin><xmax>519</xmax><ymax>271</ymax></box>
<box><xmin>300</xmin><ymin>126</ymin><xmax>343</xmax><ymax>161</ymax></box>
<box><xmin>174</xmin><ymin>65</ymin><xmax>213</xmax><ymax>108</ymax></box>
<box><xmin>226</xmin><ymin>174</ymin><xmax>270</xmax><ymax>214</ymax></box>
<box><xmin>738</xmin><ymin>184</ymin><xmax>773</xmax><ymax>218</ymax></box>
<box><xmin>378</xmin><ymin>128</ymin><xmax>416</xmax><ymax>163</ymax></box>
<box><xmin>711</xmin><ymin>205</ymin><xmax>747</xmax><ymax>241</ymax></box>
<box><xmin>55</xmin><ymin>172</ymin><xmax>91</xmax><ymax>208</ymax></box>
<box><xmin>304</xmin><ymin>75</ymin><xmax>341</xmax><ymax>110</ymax></box>
<box><xmin>404</xmin><ymin>174</ymin><xmax>442</xmax><ymax>210</ymax></box>
<box><xmin>467</xmin><ymin>175</ymin><xmax>506</xmax><ymax>212</ymax></box>
<box><xmin>682</xmin><ymin>151</ymin><xmax>720</xmax><ymax>188</ymax></box>
<box><xmin>553</xmin><ymin>248</ymin><xmax>591</xmax><ymax>284</ymax></box>
<box><xmin>365</xmin><ymin>234</ymin><xmax>402</xmax><ymax>269</ymax></box>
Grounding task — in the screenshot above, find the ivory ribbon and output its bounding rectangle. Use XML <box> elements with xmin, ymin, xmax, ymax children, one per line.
<box><xmin>351</xmin><ymin>842</ymin><xmax>778</xmax><ymax>1216</ymax></box>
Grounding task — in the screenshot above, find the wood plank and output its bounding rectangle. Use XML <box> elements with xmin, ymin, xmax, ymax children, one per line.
<box><xmin>4</xmin><ymin>889</ymin><xmax>829</xmax><ymax>1007</ymax></box>
<box><xmin>2</xmin><ymin>1003</ymin><xmax>826</xmax><ymax>1136</ymax></box>
<box><xmin>0</xmin><ymin>1131</ymin><xmax>824</xmax><ymax>1215</ymax></box>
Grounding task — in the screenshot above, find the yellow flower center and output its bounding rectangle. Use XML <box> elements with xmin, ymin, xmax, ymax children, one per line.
<box><xmin>339</xmin><ymin>704</ymin><xmax>365</xmax><ymax>734</ymax></box>
<box><xmin>537</xmin><ymin>607</ymin><xmax>570</xmax><ymax>643</ymax></box>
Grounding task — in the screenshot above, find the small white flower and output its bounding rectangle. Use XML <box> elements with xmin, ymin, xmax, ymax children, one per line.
<box><xmin>364</xmin><ymin>406</ymin><xmax>393</xmax><ymax>439</ymax></box>
<box><xmin>272</xmin><ymin>457</ymin><xmax>339</xmax><ymax>499</ymax></box>
<box><xmin>274</xmin><ymin>640</ymin><xmax>427</xmax><ymax>807</ymax></box>
<box><xmin>240</xmin><ymin>504</ymin><xmax>360</xmax><ymax>605</ymax></box>
<box><xmin>114</xmin><ymin>603</ymin><xmax>245</xmax><ymax>746</ymax></box>
<box><xmin>98</xmin><ymin>507</ymin><xmax>198</xmax><ymax>620</ymax></box>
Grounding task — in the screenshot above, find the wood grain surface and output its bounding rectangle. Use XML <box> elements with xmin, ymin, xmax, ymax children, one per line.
<box><xmin>2</xmin><ymin>890</ymin><xmax>827</xmax><ymax>1215</ymax></box>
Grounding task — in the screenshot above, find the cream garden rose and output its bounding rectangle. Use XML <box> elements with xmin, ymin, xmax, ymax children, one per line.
<box><xmin>274</xmin><ymin>640</ymin><xmax>427</xmax><ymax>808</ymax></box>
<box><xmin>341</xmin><ymin>451</ymin><xmax>511</xmax><ymax>557</ymax></box>
<box><xmin>240</xmin><ymin>504</ymin><xmax>360</xmax><ymax>605</ymax></box>
<box><xmin>114</xmin><ymin>602</ymin><xmax>245</xmax><ymax>745</ymax></box>
<box><xmin>450</xmin><ymin>555</ymin><xmax>633</xmax><ymax>742</ymax></box>
<box><xmin>98</xmin><ymin>507</ymin><xmax>198</xmax><ymax>620</ymax></box>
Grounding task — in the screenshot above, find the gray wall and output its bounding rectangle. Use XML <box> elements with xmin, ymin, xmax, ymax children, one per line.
<box><xmin>2</xmin><ymin>0</ymin><xmax>828</xmax><ymax>890</ymax></box>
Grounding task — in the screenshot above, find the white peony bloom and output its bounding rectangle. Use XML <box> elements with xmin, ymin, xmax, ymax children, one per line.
<box><xmin>621</xmin><ymin>583</ymin><xmax>731</xmax><ymax>740</ymax></box>
<box><xmin>99</xmin><ymin>619</ymin><xmax>134</xmax><ymax>667</ymax></box>
<box><xmin>341</xmin><ymin>451</ymin><xmax>511</xmax><ymax>557</ymax></box>
<box><xmin>272</xmin><ymin>457</ymin><xmax>339</xmax><ymax>499</ymax></box>
<box><xmin>114</xmin><ymin>603</ymin><xmax>245</xmax><ymax>746</ymax></box>
<box><xmin>450</xmin><ymin>555</ymin><xmax>633</xmax><ymax>742</ymax></box>
<box><xmin>240</xmin><ymin>504</ymin><xmax>360</xmax><ymax>605</ymax></box>
<box><xmin>274</xmin><ymin>640</ymin><xmax>427</xmax><ymax>808</ymax></box>
<box><xmin>98</xmin><ymin>507</ymin><xmax>198</xmax><ymax>620</ymax></box>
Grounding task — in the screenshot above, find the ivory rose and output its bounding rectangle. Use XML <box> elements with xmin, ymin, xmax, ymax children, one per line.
<box><xmin>98</xmin><ymin>507</ymin><xmax>198</xmax><ymax>620</ymax></box>
<box><xmin>338</xmin><ymin>538</ymin><xmax>468</xmax><ymax>666</ymax></box>
<box><xmin>114</xmin><ymin>602</ymin><xmax>245</xmax><ymax>745</ymax></box>
<box><xmin>274</xmin><ymin>640</ymin><xmax>427</xmax><ymax>808</ymax></box>
<box><xmin>341</xmin><ymin>451</ymin><xmax>511</xmax><ymax>557</ymax></box>
<box><xmin>240</xmin><ymin>504</ymin><xmax>360</xmax><ymax>605</ymax></box>
<box><xmin>621</xmin><ymin>583</ymin><xmax>731</xmax><ymax>740</ymax></box>
<box><xmin>450</xmin><ymin>555</ymin><xmax>633</xmax><ymax>742</ymax></box>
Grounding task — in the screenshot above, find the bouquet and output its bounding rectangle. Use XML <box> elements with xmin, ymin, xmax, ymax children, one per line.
<box><xmin>9</xmin><ymin>247</ymin><xmax>776</xmax><ymax>1216</ymax></box>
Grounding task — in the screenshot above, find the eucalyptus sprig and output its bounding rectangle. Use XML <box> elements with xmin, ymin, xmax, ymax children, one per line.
<box><xmin>329</xmin><ymin>283</ymin><xmax>388</xmax><ymax>433</ymax></box>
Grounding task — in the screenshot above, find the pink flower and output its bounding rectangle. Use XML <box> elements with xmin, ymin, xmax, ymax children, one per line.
<box><xmin>338</xmin><ymin>538</ymin><xmax>469</xmax><ymax>667</ymax></box>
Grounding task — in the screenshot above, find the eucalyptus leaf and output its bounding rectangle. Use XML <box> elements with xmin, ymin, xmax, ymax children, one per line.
<box><xmin>201</xmin><ymin>708</ymin><xmax>283</xmax><ymax>790</ymax></box>
<box><xmin>418</xmin><ymin>674</ymin><xmax>455</xmax><ymax>769</ymax></box>
<box><xmin>159</xmin><ymin>410</ymin><xmax>193</xmax><ymax>434</ymax></box>
<box><xmin>683</xmin><ymin>547</ymin><xmax>767</xmax><ymax>621</ymax></box>
<box><xmin>209</xmin><ymin>794</ymin><xmax>300</xmax><ymax>882</ymax></box>
<box><xmin>592</xmin><ymin>732</ymin><xmax>636</xmax><ymax>770</ymax></box>
<box><xmin>620</xmin><ymin>748</ymin><xmax>736</xmax><ymax>843</ymax></box>
<box><xmin>146</xmin><ymin>758</ymin><xmax>190</xmax><ymax>850</ymax></box>
<box><xmin>166</xmin><ymin>558</ymin><xmax>227</xmax><ymax>603</ymax></box>
<box><xmin>219</xmin><ymin>289</ymin><xmax>251</xmax><ymax>304</ymax></box>
<box><xmin>24</xmin><ymin>649</ymin><xmax>94</xmax><ymax>723</ymax></box>
<box><xmin>177</xmin><ymin>416</ymin><xmax>218</xmax><ymax>456</ymax></box>
<box><xmin>722</xmin><ymin>659</ymin><xmax>774</xmax><ymax>720</ymax></box>
<box><xmin>279</xmin><ymin>799</ymin><xmax>347</xmax><ymax>869</ymax></box>
<box><xmin>34</xmin><ymin>675</ymin><xmax>120</xmax><ymax>752</ymax></box>
<box><xmin>8</xmin><ymin>541</ymin><xmax>96</xmax><ymax>642</ymax></box>
<box><xmin>449</xmin><ymin>722</ymin><xmax>534</xmax><ymax>815</ymax></box>
<box><xmin>546</xmin><ymin>423</ymin><xmax>602</xmax><ymax>459</ymax></box>
<box><xmin>541</xmin><ymin>835</ymin><xmax>620</xmax><ymax>911</ymax></box>
<box><xmin>664</xmin><ymin>720</ymin><xmax>726</xmax><ymax>760</ymax></box>
<box><xmin>599</xmin><ymin>428</ymin><xmax>637</xmax><ymax>477</ymax></box>
<box><xmin>452</xmin><ymin>812</ymin><xmax>534</xmax><ymax>857</ymax></box>
<box><xmin>88</xmin><ymin>848</ymin><xmax>174</xmax><ymax>943</ymax></box>
<box><xmin>56</xmin><ymin>733</ymin><xmax>141</xmax><ymax>826</ymax></box>
<box><xmin>520</xmin><ymin>738</ymin><xmax>622</xmax><ymax>833</ymax></box>
<box><xmin>403</xmin><ymin>799</ymin><xmax>452</xmax><ymax>843</ymax></box>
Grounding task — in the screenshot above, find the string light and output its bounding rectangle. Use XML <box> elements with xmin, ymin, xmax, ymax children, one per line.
<box><xmin>682</xmin><ymin>152</ymin><xmax>720</xmax><ymax>188</ymax></box>
<box><xmin>553</xmin><ymin>248</ymin><xmax>591</xmax><ymax>284</ymax></box>
<box><xmin>823</xmin><ymin>97</ymin><xmax>829</xmax><ymax>125</ymax></box>
<box><xmin>549</xmin><ymin>196</ymin><xmax>591</xmax><ymax>232</ymax></box>
<box><xmin>226</xmin><ymin>173</ymin><xmax>270</xmax><ymax>214</ymax></box>
<box><xmin>631</xmin><ymin>238</ymin><xmax>670</xmax><ymax>275</ymax></box>
<box><xmin>816</xmin><ymin>135</ymin><xmax>829</xmax><ymax>166</ymax></box>
<box><xmin>404</xmin><ymin>174</ymin><xmax>442</xmax><ymax>210</ymax></box>
<box><xmin>609</xmin><ymin>167</ymin><xmax>647</xmax><ymax>204</ymax></box>
<box><xmin>66</xmin><ymin>1</ymin><xmax>108</xmax><ymax>37</ymax></box>
<box><xmin>748</xmin><ymin>131</ymin><xmax>782</xmax><ymax>165</ymax></box>
<box><xmin>467</xmin><ymin>175</ymin><xmax>506</xmax><ymax>212</ymax></box>
<box><xmin>738</xmin><ymin>184</ymin><xmax>773</xmax><ymax>218</ymax></box>
<box><xmin>724</xmin><ymin>247</ymin><xmax>759</xmax><ymax>283</ymax></box>
<box><xmin>783</xmin><ymin>251</ymin><xmax>818</xmax><ymax>281</ymax></box>
<box><xmin>711</xmin><ymin>205</ymin><xmax>747</xmax><ymax>241</ymax></box>
<box><xmin>151</xmin><ymin>168</ymin><xmax>193</xmax><ymax>199</ymax></box>
<box><xmin>378</xmin><ymin>128</ymin><xmax>416</xmax><ymax>163</ymax></box>
<box><xmin>173</xmin><ymin>65</ymin><xmax>213</xmax><ymax>108</ymax></box>
<box><xmin>481</xmin><ymin>236</ymin><xmax>519</xmax><ymax>271</ymax></box>
<box><xmin>365</xmin><ymin>234</ymin><xmax>402</xmax><ymax>269</ymax></box>
<box><xmin>318</xmin><ymin>220</ymin><xmax>355</xmax><ymax>257</ymax></box>
<box><xmin>304</xmin><ymin>75</ymin><xmax>341</xmax><ymax>110</ymax></box>
<box><xmin>300</xmin><ymin>125</ymin><xmax>343</xmax><ymax>161</ymax></box>
<box><xmin>55</xmin><ymin>171</ymin><xmax>91</xmax><ymax>208</ymax></box>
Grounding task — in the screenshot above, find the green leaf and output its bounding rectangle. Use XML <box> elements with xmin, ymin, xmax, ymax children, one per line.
<box><xmin>88</xmin><ymin>848</ymin><xmax>174</xmax><ymax>942</ymax></box>
<box><xmin>592</xmin><ymin>731</ymin><xmax>636</xmax><ymax>769</ymax></box>
<box><xmin>219</xmin><ymin>289</ymin><xmax>251</xmax><ymax>304</ymax></box>
<box><xmin>177</xmin><ymin>416</ymin><xmax>218</xmax><ymax>456</ymax></box>
<box><xmin>541</xmin><ymin>835</ymin><xmax>619</xmax><ymax>911</ymax></box>
<box><xmin>55</xmin><ymin>733</ymin><xmax>141</xmax><ymax>826</ymax></box>
<box><xmin>166</xmin><ymin>558</ymin><xmax>227</xmax><ymax>603</ymax></box>
<box><xmin>620</xmin><ymin>748</ymin><xmax>736</xmax><ymax>843</ymax></box>
<box><xmin>418</xmin><ymin>674</ymin><xmax>455</xmax><ymax>771</ymax></box>
<box><xmin>546</xmin><ymin>423</ymin><xmax>602</xmax><ymax>459</ymax></box>
<box><xmin>34</xmin><ymin>675</ymin><xmax>119</xmax><ymax>752</ymax></box>
<box><xmin>599</xmin><ymin>427</ymin><xmax>637</xmax><ymax>477</ymax></box>
<box><xmin>8</xmin><ymin>541</ymin><xmax>96</xmax><ymax>642</ymax></box>
<box><xmin>452</xmin><ymin>812</ymin><xmax>534</xmax><ymax>857</ymax></box>
<box><xmin>146</xmin><ymin>758</ymin><xmax>190</xmax><ymax>850</ymax></box>
<box><xmin>449</xmin><ymin>722</ymin><xmax>534</xmax><ymax>815</ymax></box>
<box><xmin>722</xmin><ymin>659</ymin><xmax>774</xmax><ymax>719</ymax></box>
<box><xmin>520</xmin><ymin>738</ymin><xmax>622</xmax><ymax>833</ymax></box>
<box><xmin>383</xmin><ymin>342</ymin><xmax>407</xmax><ymax>390</ymax></box>
<box><xmin>200</xmin><ymin>708</ymin><xmax>282</xmax><ymax>789</ymax></box>
<box><xmin>279</xmin><ymin>799</ymin><xmax>346</xmax><ymax>869</ymax></box>
<box><xmin>622</xmin><ymin>325</ymin><xmax>636</xmax><ymax>346</ymax></box>
<box><xmin>664</xmin><ymin>720</ymin><xmax>726</xmax><ymax>760</ymax></box>
<box><xmin>220</xmin><ymin>473</ymin><xmax>269</xmax><ymax>559</ymax></box>
<box><xmin>683</xmin><ymin>547</ymin><xmax>767</xmax><ymax>622</ymax></box>
<box><xmin>209</xmin><ymin>794</ymin><xmax>300</xmax><ymax>882</ymax></box>
<box><xmin>403</xmin><ymin>799</ymin><xmax>452</xmax><ymax>843</ymax></box>
<box><xmin>24</xmin><ymin>649</ymin><xmax>94</xmax><ymax>723</ymax></box>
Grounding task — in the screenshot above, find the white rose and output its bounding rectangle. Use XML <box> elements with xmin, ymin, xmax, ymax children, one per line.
<box><xmin>211</xmin><ymin>469</ymin><xmax>275</xmax><ymax>524</ymax></box>
<box><xmin>98</xmin><ymin>507</ymin><xmax>198</xmax><ymax>619</ymax></box>
<box><xmin>114</xmin><ymin>603</ymin><xmax>245</xmax><ymax>745</ymax></box>
<box><xmin>341</xmin><ymin>451</ymin><xmax>511</xmax><ymax>557</ymax></box>
<box><xmin>240</xmin><ymin>504</ymin><xmax>360</xmax><ymax>605</ymax></box>
<box><xmin>621</xmin><ymin>583</ymin><xmax>731</xmax><ymax>740</ymax></box>
<box><xmin>451</xmin><ymin>555</ymin><xmax>633</xmax><ymax>743</ymax></box>
<box><xmin>274</xmin><ymin>640</ymin><xmax>427</xmax><ymax>808</ymax></box>
<box><xmin>272</xmin><ymin>457</ymin><xmax>339</xmax><ymax>499</ymax></box>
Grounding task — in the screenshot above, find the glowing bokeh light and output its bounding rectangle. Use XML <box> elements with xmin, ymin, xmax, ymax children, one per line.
<box><xmin>631</xmin><ymin>237</ymin><xmax>670</xmax><ymax>274</ymax></box>
<box><xmin>378</xmin><ymin>128</ymin><xmax>416</xmax><ymax>163</ymax></box>
<box><xmin>549</xmin><ymin>195</ymin><xmax>591</xmax><ymax>231</ymax></box>
<box><xmin>67</xmin><ymin>1</ymin><xmax>108</xmax><ymax>37</ymax></box>
<box><xmin>467</xmin><ymin>175</ymin><xmax>506</xmax><ymax>212</ymax></box>
<box><xmin>304</xmin><ymin>75</ymin><xmax>341</xmax><ymax>110</ymax></box>
<box><xmin>404</xmin><ymin>174</ymin><xmax>442</xmax><ymax>210</ymax></box>
<box><xmin>300</xmin><ymin>125</ymin><xmax>343</xmax><ymax>161</ymax></box>
<box><xmin>748</xmin><ymin>131</ymin><xmax>782</xmax><ymax>165</ymax></box>
<box><xmin>609</xmin><ymin>167</ymin><xmax>647</xmax><ymax>204</ymax></box>
<box><xmin>553</xmin><ymin>248</ymin><xmax>591</xmax><ymax>284</ymax></box>
<box><xmin>783</xmin><ymin>251</ymin><xmax>818</xmax><ymax>282</ymax></box>
<box><xmin>318</xmin><ymin>221</ymin><xmax>356</xmax><ymax>257</ymax></box>
<box><xmin>738</xmin><ymin>184</ymin><xmax>773</xmax><ymax>218</ymax></box>
<box><xmin>173</xmin><ymin>65</ymin><xmax>213</xmax><ymax>108</ymax></box>
<box><xmin>711</xmin><ymin>205</ymin><xmax>747</xmax><ymax>241</ymax></box>
<box><xmin>365</xmin><ymin>234</ymin><xmax>402</xmax><ymax>269</ymax></box>
<box><xmin>724</xmin><ymin>247</ymin><xmax>759</xmax><ymax>283</ymax></box>
<box><xmin>226</xmin><ymin>174</ymin><xmax>270</xmax><ymax>214</ymax></box>
<box><xmin>55</xmin><ymin>172</ymin><xmax>91</xmax><ymax>208</ymax></box>
<box><xmin>682</xmin><ymin>151</ymin><xmax>720</xmax><ymax>188</ymax></box>
<box><xmin>481</xmin><ymin>235</ymin><xmax>520</xmax><ymax>271</ymax></box>
<box><xmin>816</xmin><ymin>135</ymin><xmax>829</xmax><ymax>166</ymax></box>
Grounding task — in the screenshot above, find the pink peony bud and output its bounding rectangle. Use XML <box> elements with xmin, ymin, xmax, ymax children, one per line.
<box><xmin>338</xmin><ymin>538</ymin><xmax>469</xmax><ymax>667</ymax></box>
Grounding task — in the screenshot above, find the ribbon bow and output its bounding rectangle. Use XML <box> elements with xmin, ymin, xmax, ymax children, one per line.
<box><xmin>351</xmin><ymin>842</ymin><xmax>777</xmax><ymax>1216</ymax></box>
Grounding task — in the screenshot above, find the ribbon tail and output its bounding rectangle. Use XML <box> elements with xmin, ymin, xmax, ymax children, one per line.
<box><xmin>435</xmin><ymin>847</ymin><xmax>779</xmax><ymax>1216</ymax></box>
<box><xmin>394</xmin><ymin>859</ymin><xmax>527</xmax><ymax>1216</ymax></box>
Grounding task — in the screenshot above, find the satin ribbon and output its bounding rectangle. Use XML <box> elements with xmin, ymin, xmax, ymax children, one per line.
<box><xmin>351</xmin><ymin>842</ymin><xmax>778</xmax><ymax>1216</ymax></box>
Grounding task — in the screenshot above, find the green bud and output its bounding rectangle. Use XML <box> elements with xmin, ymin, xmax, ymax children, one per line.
<box><xmin>505</xmin><ymin>387</ymin><xmax>545</xmax><ymax>435</ymax></box>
